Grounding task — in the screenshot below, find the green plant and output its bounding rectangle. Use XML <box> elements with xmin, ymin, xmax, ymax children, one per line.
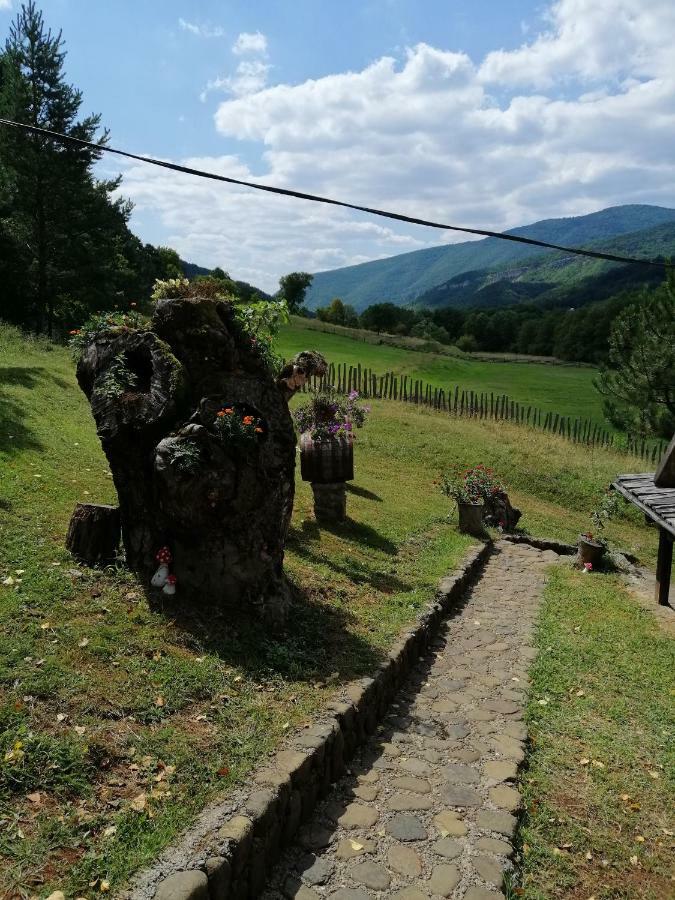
<box><xmin>68</xmin><ymin>310</ymin><xmax>149</xmax><ymax>360</ymax></box>
<box><xmin>234</xmin><ymin>298</ymin><xmax>289</xmax><ymax>373</ymax></box>
<box><xmin>167</xmin><ymin>441</ymin><xmax>202</xmax><ymax>473</ymax></box>
<box><xmin>293</xmin><ymin>387</ymin><xmax>370</xmax><ymax>441</ymax></box>
<box><xmin>94</xmin><ymin>353</ymin><xmax>139</xmax><ymax>400</ymax></box>
<box><xmin>583</xmin><ymin>490</ymin><xmax>623</xmax><ymax>544</ymax></box>
<box><xmin>213</xmin><ymin>406</ymin><xmax>264</xmax><ymax>448</ymax></box>
<box><xmin>439</xmin><ymin>464</ymin><xmax>503</xmax><ymax>504</ymax></box>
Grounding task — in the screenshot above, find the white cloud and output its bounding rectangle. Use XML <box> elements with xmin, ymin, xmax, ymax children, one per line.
<box><xmin>178</xmin><ymin>18</ymin><xmax>225</xmax><ymax>39</ymax></box>
<box><xmin>123</xmin><ymin>0</ymin><xmax>675</xmax><ymax>291</ymax></box>
<box><xmin>0</xmin><ymin>0</ymin><xmax>12</xmax><ymax>10</ymax></box>
<box><xmin>232</xmin><ymin>31</ymin><xmax>268</xmax><ymax>56</ymax></box>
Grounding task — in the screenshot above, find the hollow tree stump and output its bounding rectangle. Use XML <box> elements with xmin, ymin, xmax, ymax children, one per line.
<box><xmin>75</xmin><ymin>294</ymin><xmax>326</xmax><ymax>627</ymax></box>
<box><xmin>66</xmin><ymin>503</ymin><xmax>121</xmax><ymax>564</ymax></box>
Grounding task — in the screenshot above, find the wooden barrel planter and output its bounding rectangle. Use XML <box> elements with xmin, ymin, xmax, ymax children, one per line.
<box><xmin>299</xmin><ymin>433</ymin><xmax>354</xmax><ymax>484</ymax></box>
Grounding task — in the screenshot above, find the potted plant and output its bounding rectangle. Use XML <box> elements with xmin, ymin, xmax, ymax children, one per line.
<box><xmin>439</xmin><ymin>465</ymin><xmax>503</xmax><ymax>535</ymax></box>
<box><xmin>294</xmin><ymin>388</ymin><xmax>369</xmax><ymax>484</ymax></box>
<box><xmin>578</xmin><ymin>491</ymin><xmax>621</xmax><ymax>567</ymax></box>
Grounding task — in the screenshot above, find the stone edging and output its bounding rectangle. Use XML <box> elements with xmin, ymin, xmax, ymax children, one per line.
<box><xmin>122</xmin><ymin>542</ymin><xmax>493</xmax><ymax>900</ymax></box>
<box><xmin>500</xmin><ymin>533</ymin><xmax>577</xmax><ymax>555</ymax></box>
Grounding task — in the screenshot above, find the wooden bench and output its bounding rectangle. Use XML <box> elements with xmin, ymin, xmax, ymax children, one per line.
<box><xmin>612</xmin><ymin>435</ymin><xmax>675</xmax><ymax>605</ymax></box>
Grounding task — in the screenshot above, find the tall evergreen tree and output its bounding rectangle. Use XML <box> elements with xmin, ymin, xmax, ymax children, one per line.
<box><xmin>0</xmin><ymin>1</ymin><xmax>131</xmax><ymax>334</ymax></box>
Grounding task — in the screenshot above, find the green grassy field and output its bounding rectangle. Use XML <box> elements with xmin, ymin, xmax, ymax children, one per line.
<box><xmin>0</xmin><ymin>323</ymin><xmax>664</xmax><ymax>896</ymax></box>
<box><xmin>277</xmin><ymin>317</ymin><xmax>610</xmax><ymax>425</ymax></box>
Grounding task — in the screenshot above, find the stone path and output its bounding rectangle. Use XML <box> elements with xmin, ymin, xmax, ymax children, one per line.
<box><xmin>260</xmin><ymin>541</ymin><xmax>561</xmax><ymax>900</ymax></box>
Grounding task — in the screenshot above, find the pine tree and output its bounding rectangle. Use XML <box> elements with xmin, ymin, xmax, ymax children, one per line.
<box><xmin>0</xmin><ymin>1</ymin><xmax>130</xmax><ymax>334</ymax></box>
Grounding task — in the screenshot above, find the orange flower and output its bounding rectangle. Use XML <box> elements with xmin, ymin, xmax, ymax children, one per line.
<box><xmin>217</xmin><ymin>411</ymin><xmax>226</xmax><ymax>417</ymax></box>
<box><xmin>69</xmin><ymin>329</ymin><xmax>81</xmax><ymax>336</ymax></box>
<box><xmin>254</xmin><ymin>426</ymin><xmax>263</xmax><ymax>433</ymax></box>
<box><xmin>243</xmin><ymin>415</ymin><xmax>254</xmax><ymax>425</ymax></box>
<box><xmin>224</xmin><ymin>408</ymin><xmax>234</xmax><ymax>414</ymax></box>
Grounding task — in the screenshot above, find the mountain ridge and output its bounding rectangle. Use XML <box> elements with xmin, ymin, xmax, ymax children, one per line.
<box><xmin>305</xmin><ymin>204</ymin><xmax>675</xmax><ymax>312</ymax></box>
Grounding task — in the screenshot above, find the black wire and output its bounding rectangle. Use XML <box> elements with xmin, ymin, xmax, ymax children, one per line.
<box><xmin>0</xmin><ymin>116</ymin><xmax>672</xmax><ymax>270</ymax></box>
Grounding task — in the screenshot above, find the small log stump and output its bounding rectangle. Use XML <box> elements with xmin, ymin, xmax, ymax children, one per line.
<box><xmin>66</xmin><ymin>503</ymin><xmax>121</xmax><ymax>564</ymax></box>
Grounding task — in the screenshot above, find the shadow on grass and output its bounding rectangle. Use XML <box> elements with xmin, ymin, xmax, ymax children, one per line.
<box><xmin>148</xmin><ymin>577</ymin><xmax>384</xmax><ymax>684</ymax></box>
<box><xmin>290</xmin><ymin>516</ymin><xmax>398</xmax><ymax>556</ymax></box>
<box><xmin>346</xmin><ymin>483</ymin><xmax>383</xmax><ymax>502</ymax></box>
<box><xmin>0</xmin><ymin>366</ymin><xmax>70</xmax><ymax>455</ymax></box>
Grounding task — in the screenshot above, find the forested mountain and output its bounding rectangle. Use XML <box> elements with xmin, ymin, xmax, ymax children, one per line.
<box><xmin>305</xmin><ymin>205</ymin><xmax>675</xmax><ymax>311</ymax></box>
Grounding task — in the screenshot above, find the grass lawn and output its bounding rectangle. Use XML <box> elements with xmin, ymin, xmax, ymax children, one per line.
<box><xmin>277</xmin><ymin>317</ymin><xmax>609</xmax><ymax>426</ymax></box>
<box><xmin>0</xmin><ymin>323</ymin><xmax>661</xmax><ymax>897</ymax></box>
<box><xmin>520</xmin><ymin>566</ymin><xmax>675</xmax><ymax>899</ymax></box>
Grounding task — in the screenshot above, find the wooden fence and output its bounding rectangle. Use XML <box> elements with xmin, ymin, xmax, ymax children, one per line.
<box><xmin>297</xmin><ymin>360</ymin><xmax>668</xmax><ymax>466</ymax></box>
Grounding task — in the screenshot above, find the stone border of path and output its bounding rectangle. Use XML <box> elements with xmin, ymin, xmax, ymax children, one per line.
<box><xmin>122</xmin><ymin>543</ymin><xmax>494</xmax><ymax>900</ymax></box>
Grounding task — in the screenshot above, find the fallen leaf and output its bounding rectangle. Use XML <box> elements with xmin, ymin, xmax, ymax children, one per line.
<box><xmin>45</xmin><ymin>892</ymin><xmax>65</xmax><ymax>900</ymax></box>
<box><xmin>580</xmin><ymin>758</ymin><xmax>590</xmax><ymax>766</ymax></box>
<box><xmin>576</xmin><ymin>689</ymin><xmax>585</xmax><ymax>697</ymax></box>
<box><xmin>40</xmin><ymin>621</ymin><xmax>52</xmax><ymax>630</ymax></box>
<box><xmin>636</xmin><ymin>835</ymin><xmax>645</xmax><ymax>843</ymax></box>
<box><xmin>629</xmin><ymin>855</ymin><xmax>638</xmax><ymax>866</ymax></box>
<box><xmin>620</xmin><ymin>794</ymin><xmax>630</xmax><ymax>801</ymax></box>
<box><xmin>155</xmin><ymin>696</ymin><xmax>165</xmax><ymax>707</ymax></box>
<box><xmin>591</xmin><ymin>760</ymin><xmax>605</xmax><ymax>769</ymax></box>
<box><xmin>2</xmin><ymin>576</ymin><xmax>15</xmax><ymax>586</ymax></box>
<box><xmin>648</xmin><ymin>770</ymin><xmax>660</xmax><ymax>780</ymax></box>
<box><xmin>78</xmin><ymin>638</ymin><xmax>89</xmax><ymax>648</ymax></box>
<box><xmin>130</xmin><ymin>793</ymin><xmax>147</xmax><ymax>812</ymax></box>
<box><xmin>56</xmin><ymin>713</ymin><xmax>67</xmax><ymax>723</ymax></box>
<box><xmin>233</xmin><ymin>675</ymin><xmax>243</xmax><ymax>683</ymax></box>
<box><xmin>26</xmin><ymin>792</ymin><xmax>42</xmax><ymax>804</ymax></box>
<box><xmin>217</xmin><ymin>766</ymin><xmax>230</xmax><ymax>777</ymax></box>
<box><xmin>74</xmin><ymin>725</ymin><xmax>86</xmax><ymax>736</ymax></box>
<box><xmin>100</xmin><ymin>880</ymin><xmax>110</xmax><ymax>893</ymax></box>
<box><xmin>585</xmin><ymin>851</ymin><xmax>593</xmax><ymax>861</ymax></box>
<box><xmin>538</xmin><ymin>699</ymin><xmax>549</xmax><ymax>706</ymax></box>
<box><xmin>281</xmin><ymin>722</ymin><xmax>290</xmax><ymax>730</ymax></box>
<box><xmin>103</xmin><ymin>825</ymin><xmax>117</xmax><ymax>838</ymax></box>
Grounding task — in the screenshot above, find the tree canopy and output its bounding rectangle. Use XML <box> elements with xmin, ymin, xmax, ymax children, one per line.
<box><xmin>278</xmin><ymin>272</ymin><xmax>313</xmax><ymax>313</ymax></box>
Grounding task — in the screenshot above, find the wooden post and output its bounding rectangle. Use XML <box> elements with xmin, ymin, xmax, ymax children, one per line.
<box><xmin>66</xmin><ymin>503</ymin><xmax>121</xmax><ymax>565</ymax></box>
<box><xmin>655</xmin><ymin>527</ymin><xmax>673</xmax><ymax>606</ymax></box>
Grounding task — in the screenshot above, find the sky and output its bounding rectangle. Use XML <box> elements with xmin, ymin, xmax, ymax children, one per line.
<box><xmin>2</xmin><ymin>0</ymin><xmax>675</xmax><ymax>291</ymax></box>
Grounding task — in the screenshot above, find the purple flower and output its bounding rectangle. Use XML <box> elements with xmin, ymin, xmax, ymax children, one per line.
<box><xmin>348</xmin><ymin>390</ymin><xmax>359</xmax><ymax>400</ymax></box>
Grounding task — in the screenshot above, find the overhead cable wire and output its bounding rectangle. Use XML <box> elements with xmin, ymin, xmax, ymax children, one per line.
<box><xmin>0</xmin><ymin>116</ymin><xmax>672</xmax><ymax>270</ymax></box>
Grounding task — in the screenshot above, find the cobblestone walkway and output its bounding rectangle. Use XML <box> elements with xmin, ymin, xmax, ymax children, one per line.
<box><xmin>261</xmin><ymin>541</ymin><xmax>561</xmax><ymax>900</ymax></box>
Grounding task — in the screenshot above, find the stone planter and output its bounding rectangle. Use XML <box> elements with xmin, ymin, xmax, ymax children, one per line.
<box><xmin>458</xmin><ymin>501</ymin><xmax>485</xmax><ymax>536</ymax></box>
<box><xmin>299</xmin><ymin>433</ymin><xmax>354</xmax><ymax>484</ymax></box>
<box><xmin>577</xmin><ymin>534</ymin><xmax>606</xmax><ymax>567</ymax></box>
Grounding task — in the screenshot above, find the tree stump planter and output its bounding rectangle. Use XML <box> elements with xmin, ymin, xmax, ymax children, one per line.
<box><xmin>66</xmin><ymin>503</ymin><xmax>120</xmax><ymax>564</ymax></box>
<box><xmin>577</xmin><ymin>534</ymin><xmax>606</xmax><ymax>567</ymax></box>
<box><xmin>75</xmin><ymin>294</ymin><xmax>325</xmax><ymax>627</ymax></box>
<box><xmin>300</xmin><ymin>434</ymin><xmax>353</xmax><ymax>523</ymax></box>
<box><xmin>458</xmin><ymin>502</ymin><xmax>485</xmax><ymax>536</ymax></box>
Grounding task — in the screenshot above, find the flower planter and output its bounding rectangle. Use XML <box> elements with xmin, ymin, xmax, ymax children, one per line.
<box><xmin>300</xmin><ymin>433</ymin><xmax>354</xmax><ymax>484</ymax></box>
<box><xmin>458</xmin><ymin>501</ymin><xmax>485</xmax><ymax>536</ymax></box>
<box><xmin>577</xmin><ymin>534</ymin><xmax>606</xmax><ymax>567</ymax></box>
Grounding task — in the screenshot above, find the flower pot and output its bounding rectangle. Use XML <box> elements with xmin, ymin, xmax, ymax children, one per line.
<box><xmin>458</xmin><ymin>501</ymin><xmax>485</xmax><ymax>536</ymax></box>
<box><xmin>300</xmin><ymin>433</ymin><xmax>354</xmax><ymax>483</ymax></box>
<box><xmin>577</xmin><ymin>535</ymin><xmax>606</xmax><ymax>567</ymax></box>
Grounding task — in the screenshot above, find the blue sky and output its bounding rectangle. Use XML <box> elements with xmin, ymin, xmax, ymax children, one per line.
<box><xmin>2</xmin><ymin>0</ymin><xmax>674</xmax><ymax>290</ymax></box>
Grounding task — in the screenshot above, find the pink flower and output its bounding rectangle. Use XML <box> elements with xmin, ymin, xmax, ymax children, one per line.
<box><xmin>584</xmin><ymin>562</ymin><xmax>593</xmax><ymax>572</ymax></box>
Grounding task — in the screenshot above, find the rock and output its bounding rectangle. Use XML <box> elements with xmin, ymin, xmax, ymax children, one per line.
<box><xmin>476</xmin><ymin>809</ymin><xmax>518</xmax><ymax>838</ymax></box>
<box><xmin>338</xmin><ymin>803</ymin><xmax>379</xmax><ymax>829</ymax></box>
<box><xmin>463</xmin><ymin>888</ymin><xmax>505</xmax><ymax>900</ymax></box>
<box><xmin>391</xmin><ymin>889</ymin><xmax>428</xmax><ymax>900</ymax></box>
<box><xmin>352</xmin><ymin>783</ymin><xmax>379</xmax><ymax>801</ymax></box>
<box><xmin>329</xmin><ymin>890</ymin><xmax>371</xmax><ymax>900</ymax></box>
<box><xmin>476</xmin><ymin>837</ymin><xmax>512</xmax><ymax>856</ymax></box>
<box><xmin>350</xmin><ymin>861</ymin><xmax>391</xmax><ymax>891</ymax></box>
<box><xmin>440</xmin><ymin>784</ymin><xmax>481</xmax><ymax>807</ymax></box>
<box><xmin>428</xmin><ymin>864</ymin><xmax>460</xmax><ymax>896</ymax></box>
<box><xmin>483</xmin><ymin>760</ymin><xmax>518</xmax><ymax>782</ymax></box>
<box><xmin>451</xmin><ymin>748</ymin><xmax>481</xmax><ymax>762</ymax></box>
<box><xmin>336</xmin><ymin>837</ymin><xmax>376</xmax><ymax>859</ymax></box>
<box><xmin>386</xmin><ymin>793</ymin><xmax>434</xmax><ymax>811</ymax></box>
<box><xmin>492</xmin><ymin>735</ymin><xmax>525</xmax><ymax>763</ymax></box>
<box><xmin>391</xmin><ymin>775</ymin><xmax>432</xmax><ymax>794</ymax></box>
<box><xmin>387</xmin><ymin>814</ymin><xmax>428</xmax><ymax>841</ymax></box>
<box><xmin>489</xmin><ymin>785</ymin><xmax>521</xmax><ymax>812</ymax></box>
<box><xmin>473</xmin><ymin>855</ymin><xmax>505</xmax><ymax>887</ymax></box>
<box><xmin>298</xmin><ymin>824</ymin><xmax>334</xmax><ymax>850</ymax></box>
<box><xmin>297</xmin><ymin>854</ymin><xmax>335</xmax><ymax>885</ymax></box>
<box><xmin>399</xmin><ymin>757</ymin><xmax>432</xmax><ymax>776</ymax></box>
<box><xmin>442</xmin><ymin>763</ymin><xmax>480</xmax><ymax>784</ymax></box>
<box><xmin>483</xmin><ymin>700</ymin><xmax>520</xmax><ymax>715</ymax></box>
<box><xmin>433</xmin><ymin>838</ymin><xmax>462</xmax><ymax>859</ymax></box>
<box><xmin>433</xmin><ymin>810</ymin><xmax>468</xmax><ymax>837</ymax></box>
<box><xmin>154</xmin><ymin>871</ymin><xmax>208</xmax><ymax>900</ymax></box>
<box><xmin>387</xmin><ymin>843</ymin><xmax>423</xmax><ymax>876</ymax></box>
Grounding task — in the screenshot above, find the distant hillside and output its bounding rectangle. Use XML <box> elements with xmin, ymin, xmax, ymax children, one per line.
<box><xmin>415</xmin><ymin>221</ymin><xmax>675</xmax><ymax>310</ymax></box>
<box><xmin>305</xmin><ymin>205</ymin><xmax>675</xmax><ymax>311</ymax></box>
